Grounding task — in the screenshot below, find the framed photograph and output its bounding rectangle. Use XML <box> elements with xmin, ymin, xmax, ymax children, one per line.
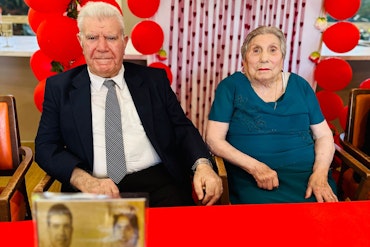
<box><xmin>32</xmin><ymin>192</ymin><xmax>147</xmax><ymax>247</ymax></box>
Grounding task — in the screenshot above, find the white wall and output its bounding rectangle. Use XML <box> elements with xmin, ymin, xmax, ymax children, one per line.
<box><xmin>298</xmin><ymin>0</ymin><xmax>324</xmax><ymax>88</ymax></box>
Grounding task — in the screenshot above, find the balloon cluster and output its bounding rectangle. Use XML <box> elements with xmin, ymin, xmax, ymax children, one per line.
<box><xmin>26</xmin><ymin>0</ymin><xmax>122</xmax><ymax>112</ymax></box>
<box><xmin>128</xmin><ymin>0</ymin><xmax>173</xmax><ymax>85</ymax></box>
<box><xmin>313</xmin><ymin>0</ymin><xmax>368</xmax><ymax>142</ymax></box>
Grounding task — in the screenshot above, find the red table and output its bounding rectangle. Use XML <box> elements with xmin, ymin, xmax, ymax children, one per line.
<box><xmin>2</xmin><ymin>201</ymin><xmax>369</xmax><ymax>246</ymax></box>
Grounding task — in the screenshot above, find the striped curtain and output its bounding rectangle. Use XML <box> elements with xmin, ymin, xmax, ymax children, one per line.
<box><xmin>151</xmin><ymin>0</ymin><xmax>319</xmax><ymax>135</ymax></box>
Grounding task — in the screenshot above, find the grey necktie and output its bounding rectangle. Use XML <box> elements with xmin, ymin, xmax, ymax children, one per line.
<box><xmin>104</xmin><ymin>79</ymin><xmax>126</xmax><ymax>184</ymax></box>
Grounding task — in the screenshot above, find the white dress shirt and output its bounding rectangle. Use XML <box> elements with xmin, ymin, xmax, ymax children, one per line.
<box><xmin>89</xmin><ymin>66</ymin><xmax>161</xmax><ymax>178</ymax></box>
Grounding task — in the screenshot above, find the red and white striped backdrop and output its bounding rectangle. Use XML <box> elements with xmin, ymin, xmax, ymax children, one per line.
<box><xmin>151</xmin><ymin>0</ymin><xmax>322</xmax><ymax>135</ymax></box>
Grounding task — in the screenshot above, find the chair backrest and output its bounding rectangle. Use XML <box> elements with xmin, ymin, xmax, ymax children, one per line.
<box><xmin>344</xmin><ymin>88</ymin><xmax>370</xmax><ymax>149</ymax></box>
<box><xmin>338</xmin><ymin>88</ymin><xmax>370</xmax><ymax>201</ymax></box>
<box><xmin>0</xmin><ymin>95</ymin><xmax>33</xmax><ymax>221</ymax></box>
<box><xmin>0</xmin><ymin>95</ymin><xmax>21</xmax><ymax>173</ymax></box>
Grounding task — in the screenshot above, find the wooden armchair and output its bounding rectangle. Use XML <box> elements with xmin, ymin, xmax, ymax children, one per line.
<box><xmin>336</xmin><ymin>88</ymin><xmax>370</xmax><ymax>200</ymax></box>
<box><xmin>213</xmin><ymin>155</ymin><xmax>229</xmax><ymax>205</ymax></box>
<box><xmin>32</xmin><ymin>173</ymin><xmax>59</xmax><ymax>193</ymax></box>
<box><xmin>0</xmin><ymin>95</ymin><xmax>33</xmax><ymax>221</ymax></box>
<box><xmin>335</xmin><ymin>143</ymin><xmax>370</xmax><ymax>200</ymax></box>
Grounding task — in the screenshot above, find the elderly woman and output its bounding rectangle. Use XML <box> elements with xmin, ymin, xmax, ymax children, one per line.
<box><xmin>206</xmin><ymin>26</ymin><xmax>338</xmax><ymax>204</ymax></box>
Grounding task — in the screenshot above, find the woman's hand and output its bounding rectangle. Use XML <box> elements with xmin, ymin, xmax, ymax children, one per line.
<box><xmin>305</xmin><ymin>171</ymin><xmax>338</xmax><ymax>202</ymax></box>
<box><xmin>249</xmin><ymin>162</ymin><xmax>279</xmax><ymax>190</ymax></box>
<box><xmin>308</xmin><ymin>121</ymin><xmax>337</xmax><ymax>202</ymax></box>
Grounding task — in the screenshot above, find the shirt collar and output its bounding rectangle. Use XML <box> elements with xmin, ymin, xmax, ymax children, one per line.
<box><xmin>89</xmin><ymin>65</ymin><xmax>125</xmax><ymax>91</ymax></box>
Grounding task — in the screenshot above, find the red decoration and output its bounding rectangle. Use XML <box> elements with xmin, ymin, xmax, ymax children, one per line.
<box><xmin>28</xmin><ymin>8</ymin><xmax>63</xmax><ymax>34</ymax></box>
<box><xmin>324</xmin><ymin>0</ymin><xmax>361</xmax><ymax>20</ymax></box>
<box><xmin>68</xmin><ymin>55</ymin><xmax>86</xmax><ymax>70</ymax></box>
<box><xmin>34</xmin><ymin>79</ymin><xmax>47</xmax><ymax>112</ymax></box>
<box><xmin>79</xmin><ymin>0</ymin><xmax>123</xmax><ymax>14</ymax></box>
<box><xmin>30</xmin><ymin>49</ymin><xmax>57</xmax><ymax>81</ymax></box>
<box><xmin>316</xmin><ymin>90</ymin><xmax>344</xmax><ymax>121</ymax></box>
<box><xmin>322</xmin><ymin>22</ymin><xmax>360</xmax><ymax>53</ymax></box>
<box><xmin>314</xmin><ymin>57</ymin><xmax>352</xmax><ymax>91</ymax></box>
<box><xmin>148</xmin><ymin>62</ymin><xmax>173</xmax><ymax>85</ymax></box>
<box><xmin>131</xmin><ymin>20</ymin><xmax>164</xmax><ymax>55</ymax></box>
<box><xmin>24</xmin><ymin>0</ymin><xmax>71</xmax><ymax>13</ymax></box>
<box><xmin>333</xmin><ymin>133</ymin><xmax>341</xmax><ymax>148</ymax></box>
<box><xmin>327</xmin><ymin>121</ymin><xmax>338</xmax><ymax>135</ymax></box>
<box><xmin>127</xmin><ymin>0</ymin><xmax>160</xmax><ymax>18</ymax></box>
<box><xmin>309</xmin><ymin>51</ymin><xmax>320</xmax><ymax>65</ymax></box>
<box><xmin>37</xmin><ymin>15</ymin><xmax>82</xmax><ymax>65</ymax></box>
<box><xmin>157</xmin><ymin>49</ymin><xmax>167</xmax><ymax>61</ymax></box>
<box><xmin>360</xmin><ymin>78</ymin><xmax>370</xmax><ymax>89</ymax></box>
<box><xmin>339</xmin><ymin>106</ymin><xmax>348</xmax><ymax>131</ymax></box>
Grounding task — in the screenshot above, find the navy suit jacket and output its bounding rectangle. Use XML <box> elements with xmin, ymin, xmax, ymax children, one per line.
<box><xmin>35</xmin><ymin>62</ymin><xmax>211</xmax><ymax>192</ymax></box>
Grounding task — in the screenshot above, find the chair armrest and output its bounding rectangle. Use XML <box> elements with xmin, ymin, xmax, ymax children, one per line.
<box><xmin>335</xmin><ymin>144</ymin><xmax>370</xmax><ymax>179</ymax></box>
<box><xmin>33</xmin><ymin>174</ymin><xmax>56</xmax><ymax>193</ymax></box>
<box><xmin>340</xmin><ymin>139</ymin><xmax>370</xmax><ymax>168</ymax></box>
<box><xmin>335</xmin><ymin>144</ymin><xmax>370</xmax><ymax>200</ymax></box>
<box><xmin>214</xmin><ymin>155</ymin><xmax>227</xmax><ymax>178</ymax></box>
<box><xmin>0</xmin><ymin>146</ymin><xmax>33</xmax><ymax>201</ymax></box>
<box><xmin>214</xmin><ymin>155</ymin><xmax>230</xmax><ymax>205</ymax></box>
<box><xmin>335</xmin><ymin>144</ymin><xmax>370</xmax><ymax>177</ymax></box>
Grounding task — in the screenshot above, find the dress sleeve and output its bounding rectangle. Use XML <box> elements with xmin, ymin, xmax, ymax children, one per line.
<box><xmin>303</xmin><ymin>78</ymin><xmax>325</xmax><ymax>125</ymax></box>
<box><xmin>208</xmin><ymin>77</ymin><xmax>235</xmax><ymax>123</ymax></box>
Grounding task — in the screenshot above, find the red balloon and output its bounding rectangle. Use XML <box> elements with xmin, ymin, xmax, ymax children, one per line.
<box><xmin>322</xmin><ymin>22</ymin><xmax>360</xmax><ymax>53</ymax></box>
<box><xmin>314</xmin><ymin>57</ymin><xmax>352</xmax><ymax>91</ymax></box>
<box><xmin>30</xmin><ymin>49</ymin><xmax>58</xmax><ymax>81</ymax></box>
<box><xmin>339</xmin><ymin>105</ymin><xmax>348</xmax><ymax>131</ymax></box>
<box><xmin>67</xmin><ymin>55</ymin><xmax>86</xmax><ymax>70</ymax></box>
<box><xmin>360</xmin><ymin>78</ymin><xmax>370</xmax><ymax>89</ymax></box>
<box><xmin>326</xmin><ymin>122</ymin><xmax>342</xmax><ymax>148</ymax></box>
<box><xmin>37</xmin><ymin>15</ymin><xmax>82</xmax><ymax>65</ymax></box>
<box><xmin>24</xmin><ymin>0</ymin><xmax>71</xmax><ymax>13</ymax></box>
<box><xmin>327</xmin><ymin>121</ymin><xmax>338</xmax><ymax>135</ymax></box>
<box><xmin>324</xmin><ymin>0</ymin><xmax>361</xmax><ymax>20</ymax></box>
<box><xmin>28</xmin><ymin>8</ymin><xmax>64</xmax><ymax>34</ymax></box>
<box><xmin>79</xmin><ymin>0</ymin><xmax>123</xmax><ymax>14</ymax></box>
<box><xmin>34</xmin><ymin>79</ymin><xmax>47</xmax><ymax>112</ymax></box>
<box><xmin>131</xmin><ymin>20</ymin><xmax>164</xmax><ymax>55</ymax></box>
<box><xmin>316</xmin><ymin>90</ymin><xmax>344</xmax><ymax>121</ymax></box>
<box><xmin>127</xmin><ymin>0</ymin><xmax>160</xmax><ymax>18</ymax></box>
<box><xmin>148</xmin><ymin>62</ymin><xmax>173</xmax><ymax>85</ymax></box>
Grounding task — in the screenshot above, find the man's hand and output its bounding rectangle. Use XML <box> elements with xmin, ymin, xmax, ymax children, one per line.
<box><xmin>193</xmin><ymin>163</ymin><xmax>223</xmax><ymax>205</ymax></box>
<box><xmin>70</xmin><ymin>168</ymin><xmax>121</xmax><ymax>198</ymax></box>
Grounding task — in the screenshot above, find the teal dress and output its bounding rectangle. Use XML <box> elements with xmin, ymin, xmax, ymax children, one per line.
<box><xmin>208</xmin><ymin>72</ymin><xmax>337</xmax><ymax>204</ymax></box>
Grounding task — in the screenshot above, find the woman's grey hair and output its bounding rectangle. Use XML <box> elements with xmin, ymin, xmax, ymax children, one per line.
<box><xmin>241</xmin><ymin>26</ymin><xmax>286</xmax><ymax>60</ymax></box>
<box><xmin>77</xmin><ymin>1</ymin><xmax>125</xmax><ymax>36</ymax></box>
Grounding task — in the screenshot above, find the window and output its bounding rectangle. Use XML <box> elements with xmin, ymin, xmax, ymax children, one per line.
<box><xmin>0</xmin><ymin>0</ymin><xmax>33</xmax><ymax>35</ymax></box>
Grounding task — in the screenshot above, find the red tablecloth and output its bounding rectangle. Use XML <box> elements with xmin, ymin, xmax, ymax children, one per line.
<box><xmin>2</xmin><ymin>201</ymin><xmax>369</xmax><ymax>246</ymax></box>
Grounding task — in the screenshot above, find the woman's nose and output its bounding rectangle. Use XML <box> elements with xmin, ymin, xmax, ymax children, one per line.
<box><xmin>259</xmin><ymin>51</ymin><xmax>269</xmax><ymax>61</ymax></box>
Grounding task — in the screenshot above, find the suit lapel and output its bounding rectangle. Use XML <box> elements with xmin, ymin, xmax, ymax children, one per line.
<box><xmin>124</xmin><ymin>67</ymin><xmax>158</xmax><ymax>150</ymax></box>
<box><xmin>69</xmin><ymin>69</ymin><xmax>94</xmax><ymax>169</ymax></box>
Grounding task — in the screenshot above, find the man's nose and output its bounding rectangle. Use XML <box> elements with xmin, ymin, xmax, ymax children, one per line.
<box><xmin>97</xmin><ymin>37</ymin><xmax>109</xmax><ymax>49</ymax></box>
